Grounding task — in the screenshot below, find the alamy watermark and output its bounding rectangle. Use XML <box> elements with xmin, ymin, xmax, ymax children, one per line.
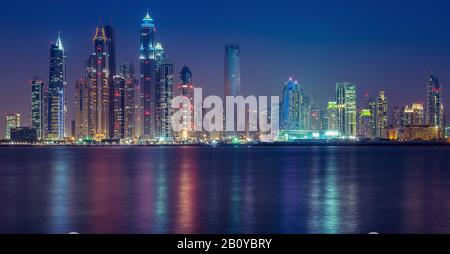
<box><xmin>171</xmin><ymin>88</ymin><xmax>279</xmax><ymax>137</ymax></box>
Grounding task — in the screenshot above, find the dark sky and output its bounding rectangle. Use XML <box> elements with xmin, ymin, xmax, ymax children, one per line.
<box><xmin>1</xmin><ymin>0</ymin><xmax>450</xmax><ymax>137</ymax></box>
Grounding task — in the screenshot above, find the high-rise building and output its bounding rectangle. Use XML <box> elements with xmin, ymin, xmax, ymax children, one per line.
<box><xmin>178</xmin><ymin>66</ymin><xmax>194</xmax><ymax>140</ymax></box>
<box><xmin>392</xmin><ymin>105</ymin><xmax>402</xmax><ymax>130</ymax></box>
<box><xmin>74</xmin><ymin>79</ymin><xmax>89</xmax><ymax>139</ymax></box>
<box><xmin>112</xmin><ymin>75</ymin><xmax>125</xmax><ymax>139</ymax></box>
<box><xmin>86</xmin><ymin>26</ymin><xmax>115</xmax><ymax>140</ymax></box>
<box><xmin>281</xmin><ymin>78</ymin><xmax>301</xmax><ymax>130</ymax></box>
<box><xmin>403</xmin><ymin>103</ymin><xmax>424</xmax><ymax>126</ymax></box>
<box><xmin>120</xmin><ymin>63</ymin><xmax>138</xmax><ymax>139</ymax></box>
<box><xmin>155</xmin><ymin>60</ymin><xmax>175</xmax><ymax>140</ymax></box>
<box><xmin>426</xmin><ymin>75</ymin><xmax>444</xmax><ymax>136</ymax></box>
<box><xmin>31</xmin><ymin>77</ymin><xmax>45</xmax><ymax>139</ymax></box>
<box><xmin>336</xmin><ymin>82</ymin><xmax>357</xmax><ymax>138</ymax></box>
<box><xmin>327</xmin><ymin>101</ymin><xmax>338</xmax><ymax>131</ymax></box>
<box><xmin>224</xmin><ymin>45</ymin><xmax>241</xmax><ymax>136</ymax></box>
<box><xmin>310</xmin><ymin>105</ymin><xmax>321</xmax><ymax>130</ymax></box>
<box><xmin>358</xmin><ymin>109</ymin><xmax>372</xmax><ymax>139</ymax></box>
<box><xmin>375</xmin><ymin>91</ymin><xmax>388</xmax><ymax>139</ymax></box>
<box><xmin>47</xmin><ymin>32</ymin><xmax>67</xmax><ymax>140</ymax></box>
<box><xmin>5</xmin><ymin>113</ymin><xmax>20</xmax><ymax>140</ymax></box>
<box><xmin>140</xmin><ymin>10</ymin><xmax>158</xmax><ymax>139</ymax></box>
<box><xmin>301</xmin><ymin>95</ymin><xmax>311</xmax><ymax>130</ymax></box>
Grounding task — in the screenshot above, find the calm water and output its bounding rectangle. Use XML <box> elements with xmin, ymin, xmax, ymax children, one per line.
<box><xmin>0</xmin><ymin>146</ymin><xmax>449</xmax><ymax>234</ymax></box>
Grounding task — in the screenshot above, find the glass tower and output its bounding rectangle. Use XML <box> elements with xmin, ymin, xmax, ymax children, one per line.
<box><xmin>426</xmin><ymin>75</ymin><xmax>444</xmax><ymax>136</ymax></box>
<box><xmin>336</xmin><ymin>82</ymin><xmax>357</xmax><ymax>138</ymax></box>
<box><xmin>47</xmin><ymin>32</ymin><xmax>67</xmax><ymax>140</ymax></box>
<box><xmin>281</xmin><ymin>78</ymin><xmax>301</xmax><ymax>130</ymax></box>
<box><xmin>31</xmin><ymin>77</ymin><xmax>45</xmax><ymax>139</ymax></box>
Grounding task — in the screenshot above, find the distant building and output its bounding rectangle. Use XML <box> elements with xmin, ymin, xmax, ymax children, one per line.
<box><xmin>310</xmin><ymin>105</ymin><xmax>321</xmax><ymax>130</ymax></box>
<box><xmin>281</xmin><ymin>78</ymin><xmax>301</xmax><ymax>130</ymax></box>
<box><xmin>392</xmin><ymin>105</ymin><xmax>402</xmax><ymax>131</ymax></box>
<box><xmin>327</xmin><ymin>101</ymin><xmax>338</xmax><ymax>131</ymax></box>
<box><xmin>47</xmin><ymin>32</ymin><xmax>67</xmax><ymax>140</ymax></box>
<box><xmin>112</xmin><ymin>75</ymin><xmax>126</xmax><ymax>139</ymax></box>
<box><xmin>301</xmin><ymin>95</ymin><xmax>311</xmax><ymax>130</ymax></box>
<box><xmin>336</xmin><ymin>82</ymin><xmax>357</xmax><ymax>138</ymax></box>
<box><xmin>358</xmin><ymin>109</ymin><xmax>373</xmax><ymax>139</ymax></box>
<box><xmin>426</xmin><ymin>75</ymin><xmax>444</xmax><ymax>136</ymax></box>
<box><xmin>120</xmin><ymin>63</ymin><xmax>138</xmax><ymax>139</ymax></box>
<box><xmin>155</xmin><ymin>60</ymin><xmax>174</xmax><ymax>140</ymax></box>
<box><xmin>5</xmin><ymin>113</ymin><xmax>20</xmax><ymax>140</ymax></box>
<box><xmin>224</xmin><ymin>44</ymin><xmax>241</xmax><ymax>137</ymax></box>
<box><xmin>178</xmin><ymin>66</ymin><xmax>195</xmax><ymax>141</ymax></box>
<box><xmin>31</xmin><ymin>77</ymin><xmax>45</xmax><ymax>139</ymax></box>
<box><xmin>402</xmin><ymin>126</ymin><xmax>440</xmax><ymax>141</ymax></box>
<box><xmin>74</xmin><ymin>79</ymin><xmax>89</xmax><ymax>139</ymax></box>
<box><xmin>10</xmin><ymin>127</ymin><xmax>37</xmax><ymax>143</ymax></box>
<box><xmin>375</xmin><ymin>91</ymin><xmax>388</xmax><ymax>139</ymax></box>
<box><xmin>403</xmin><ymin>103</ymin><xmax>424</xmax><ymax>126</ymax></box>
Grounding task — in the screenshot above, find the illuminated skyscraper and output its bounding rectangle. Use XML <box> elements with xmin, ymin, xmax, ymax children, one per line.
<box><xmin>327</xmin><ymin>101</ymin><xmax>338</xmax><ymax>131</ymax></box>
<box><xmin>358</xmin><ymin>109</ymin><xmax>372</xmax><ymax>139</ymax></box>
<box><xmin>155</xmin><ymin>60</ymin><xmax>174</xmax><ymax>140</ymax></box>
<box><xmin>140</xmin><ymin>10</ymin><xmax>157</xmax><ymax>139</ymax></box>
<box><xmin>301</xmin><ymin>95</ymin><xmax>311</xmax><ymax>130</ymax></box>
<box><xmin>5</xmin><ymin>113</ymin><xmax>20</xmax><ymax>140</ymax></box>
<box><xmin>336</xmin><ymin>82</ymin><xmax>357</xmax><ymax>138</ymax></box>
<box><xmin>74</xmin><ymin>79</ymin><xmax>89</xmax><ymax>139</ymax></box>
<box><xmin>403</xmin><ymin>103</ymin><xmax>424</xmax><ymax>126</ymax></box>
<box><xmin>375</xmin><ymin>91</ymin><xmax>388</xmax><ymax>139</ymax></box>
<box><xmin>281</xmin><ymin>78</ymin><xmax>301</xmax><ymax>130</ymax></box>
<box><xmin>426</xmin><ymin>75</ymin><xmax>444</xmax><ymax>135</ymax></box>
<box><xmin>224</xmin><ymin>45</ymin><xmax>241</xmax><ymax>136</ymax></box>
<box><xmin>112</xmin><ymin>75</ymin><xmax>125</xmax><ymax>139</ymax></box>
<box><xmin>47</xmin><ymin>32</ymin><xmax>67</xmax><ymax>140</ymax></box>
<box><xmin>310</xmin><ymin>105</ymin><xmax>321</xmax><ymax>130</ymax></box>
<box><xmin>120</xmin><ymin>63</ymin><xmax>138</xmax><ymax>139</ymax></box>
<box><xmin>178</xmin><ymin>66</ymin><xmax>194</xmax><ymax>140</ymax></box>
<box><xmin>392</xmin><ymin>105</ymin><xmax>402</xmax><ymax>130</ymax></box>
<box><xmin>87</xmin><ymin>26</ymin><xmax>115</xmax><ymax>140</ymax></box>
<box><xmin>31</xmin><ymin>77</ymin><xmax>45</xmax><ymax>139</ymax></box>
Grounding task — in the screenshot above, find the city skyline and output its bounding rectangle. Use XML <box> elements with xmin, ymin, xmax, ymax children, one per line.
<box><xmin>1</xmin><ymin>0</ymin><xmax>450</xmax><ymax>138</ymax></box>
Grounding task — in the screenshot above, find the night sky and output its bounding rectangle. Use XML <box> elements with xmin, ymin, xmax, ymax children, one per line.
<box><xmin>1</xmin><ymin>0</ymin><xmax>450</xmax><ymax>137</ymax></box>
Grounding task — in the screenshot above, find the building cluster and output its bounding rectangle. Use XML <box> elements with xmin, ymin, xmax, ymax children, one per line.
<box><xmin>279</xmin><ymin>74</ymin><xmax>446</xmax><ymax>142</ymax></box>
<box><xmin>1</xmin><ymin>10</ymin><xmax>448</xmax><ymax>144</ymax></box>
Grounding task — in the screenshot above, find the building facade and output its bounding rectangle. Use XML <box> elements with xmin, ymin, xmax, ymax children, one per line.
<box><xmin>31</xmin><ymin>77</ymin><xmax>45</xmax><ymax>139</ymax></box>
<box><xmin>74</xmin><ymin>79</ymin><xmax>89</xmax><ymax>139</ymax></box>
<box><xmin>5</xmin><ymin>113</ymin><xmax>20</xmax><ymax>140</ymax></box>
<box><xmin>281</xmin><ymin>78</ymin><xmax>301</xmax><ymax>130</ymax></box>
<box><xmin>47</xmin><ymin>32</ymin><xmax>67</xmax><ymax>140</ymax></box>
<box><xmin>112</xmin><ymin>75</ymin><xmax>125</xmax><ymax>139</ymax></box>
<box><xmin>426</xmin><ymin>75</ymin><xmax>444</xmax><ymax>136</ymax></box>
<box><xmin>327</xmin><ymin>101</ymin><xmax>338</xmax><ymax>131</ymax></box>
<box><xmin>155</xmin><ymin>60</ymin><xmax>175</xmax><ymax>140</ymax></box>
<box><xmin>224</xmin><ymin>45</ymin><xmax>241</xmax><ymax>136</ymax></box>
<box><xmin>120</xmin><ymin>63</ymin><xmax>138</xmax><ymax>139</ymax></box>
<box><xmin>336</xmin><ymin>82</ymin><xmax>357</xmax><ymax>138</ymax></box>
<box><xmin>375</xmin><ymin>91</ymin><xmax>388</xmax><ymax>139</ymax></box>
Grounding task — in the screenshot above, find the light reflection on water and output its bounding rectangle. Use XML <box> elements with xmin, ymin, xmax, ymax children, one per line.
<box><xmin>0</xmin><ymin>146</ymin><xmax>449</xmax><ymax>234</ymax></box>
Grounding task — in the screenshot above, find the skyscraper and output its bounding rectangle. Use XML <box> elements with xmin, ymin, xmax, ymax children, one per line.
<box><xmin>375</xmin><ymin>91</ymin><xmax>388</xmax><ymax>139</ymax></box>
<box><xmin>336</xmin><ymin>82</ymin><xmax>357</xmax><ymax>138</ymax></box>
<box><xmin>74</xmin><ymin>79</ymin><xmax>89</xmax><ymax>139</ymax></box>
<box><xmin>403</xmin><ymin>103</ymin><xmax>424</xmax><ymax>126</ymax></box>
<box><xmin>281</xmin><ymin>78</ymin><xmax>301</xmax><ymax>130</ymax></box>
<box><xmin>87</xmin><ymin>26</ymin><xmax>115</xmax><ymax>140</ymax></box>
<box><xmin>224</xmin><ymin>45</ymin><xmax>241</xmax><ymax>136</ymax></box>
<box><xmin>47</xmin><ymin>32</ymin><xmax>67</xmax><ymax>140</ymax></box>
<box><xmin>140</xmin><ymin>10</ymin><xmax>157</xmax><ymax>139</ymax></box>
<box><xmin>310</xmin><ymin>105</ymin><xmax>321</xmax><ymax>130</ymax></box>
<box><xmin>392</xmin><ymin>105</ymin><xmax>402</xmax><ymax>130</ymax></box>
<box><xmin>178</xmin><ymin>66</ymin><xmax>194</xmax><ymax>140</ymax></box>
<box><xmin>120</xmin><ymin>63</ymin><xmax>138</xmax><ymax>139</ymax></box>
<box><xmin>327</xmin><ymin>101</ymin><xmax>338</xmax><ymax>131</ymax></box>
<box><xmin>112</xmin><ymin>75</ymin><xmax>125</xmax><ymax>139</ymax></box>
<box><xmin>5</xmin><ymin>113</ymin><xmax>20</xmax><ymax>140</ymax></box>
<box><xmin>155</xmin><ymin>60</ymin><xmax>175</xmax><ymax>140</ymax></box>
<box><xmin>358</xmin><ymin>109</ymin><xmax>372</xmax><ymax>139</ymax></box>
<box><xmin>426</xmin><ymin>75</ymin><xmax>444</xmax><ymax>136</ymax></box>
<box><xmin>31</xmin><ymin>77</ymin><xmax>45</xmax><ymax>139</ymax></box>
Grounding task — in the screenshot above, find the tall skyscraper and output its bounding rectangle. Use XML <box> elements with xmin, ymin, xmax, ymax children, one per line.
<box><xmin>87</xmin><ymin>26</ymin><xmax>115</xmax><ymax>140</ymax></box>
<box><xmin>112</xmin><ymin>75</ymin><xmax>125</xmax><ymax>139</ymax></box>
<box><xmin>120</xmin><ymin>63</ymin><xmax>138</xmax><ymax>139</ymax></box>
<box><xmin>47</xmin><ymin>32</ymin><xmax>67</xmax><ymax>140</ymax></box>
<box><xmin>155</xmin><ymin>60</ymin><xmax>175</xmax><ymax>140</ymax></box>
<box><xmin>358</xmin><ymin>109</ymin><xmax>372</xmax><ymax>139</ymax></box>
<box><xmin>140</xmin><ymin>10</ymin><xmax>157</xmax><ymax>139</ymax></box>
<box><xmin>31</xmin><ymin>77</ymin><xmax>45</xmax><ymax>139</ymax></box>
<box><xmin>426</xmin><ymin>75</ymin><xmax>444</xmax><ymax>136</ymax></box>
<box><xmin>74</xmin><ymin>79</ymin><xmax>89</xmax><ymax>139</ymax></box>
<box><xmin>336</xmin><ymin>82</ymin><xmax>357</xmax><ymax>138</ymax></box>
<box><xmin>5</xmin><ymin>113</ymin><xmax>20</xmax><ymax>140</ymax></box>
<box><xmin>310</xmin><ymin>105</ymin><xmax>321</xmax><ymax>130</ymax></box>
<box><xmin>375</xmin><ymin>91</ymin><xmax>388</xmax><ymax>139</ymax></box>
<box><xmin>301</xmin><ymin>95</ymin><xmax>311</xmax><ymax>130</ymax></box>
<box><xmin>281</xmin><ymin>78</ymin><xmax>301</xmax><ymax>130</ymax></box>
<box><xmin>178</xmin><ymin>66</ymin><xmax>194</xmax><ymax>140</ymax></box>
<box><xmin>224</xmin><ymin>45</ymin><xmax>241</xmax><ymax>136</ymax></box>
<box><xmin>327</xmin><ymin>101</ymin><xmax>338</xmax><ymax>131</ymax></box>
<box><xmin>392</xmin><ymin>105</ymin><xmax>402</xmax><ymax>130</ymax></box>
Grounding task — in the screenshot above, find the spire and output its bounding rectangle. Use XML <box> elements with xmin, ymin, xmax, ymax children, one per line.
<box><xmin>141</xmin><ymin>9</ymin><xmax>154</xmax><ymax>27</ymax></box>
<box><xmin>56</xmin><ymin>31</ymin><xmax>64</xmax><ymax>51</ymax></box>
